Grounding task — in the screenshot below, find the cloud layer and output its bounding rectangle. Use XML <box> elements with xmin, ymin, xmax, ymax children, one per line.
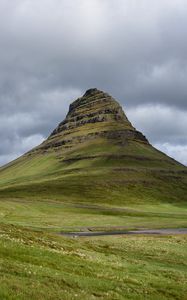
<box><xmin>0</xmin><ymin>0</ymin><xmax>187</xmax><ymax>165</ymax></box>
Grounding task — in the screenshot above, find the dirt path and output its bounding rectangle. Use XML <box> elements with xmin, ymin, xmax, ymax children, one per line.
<box><xmin>61</xmin><ymin>228</ymin><xmax>187</xmax><ymax>237</ymax></box>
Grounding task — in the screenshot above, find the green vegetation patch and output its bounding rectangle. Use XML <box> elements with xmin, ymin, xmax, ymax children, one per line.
<box><xmin>0</xmin><ymin>223</ymin><xmax>187</xmax><ymax>300</ymax></box>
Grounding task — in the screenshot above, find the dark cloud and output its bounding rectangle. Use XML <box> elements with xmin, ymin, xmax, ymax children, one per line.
<box><xmin>0</xmin><ymin>0</ymin><xmax>187</xmax><ymax>165</ymax></box>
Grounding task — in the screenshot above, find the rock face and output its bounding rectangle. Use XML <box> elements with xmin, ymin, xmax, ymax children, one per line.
<box><xmin>35</xmin><ymin>88</ymin><xmax>149</xmax><ymax>152</ymax></box>
<box><xmin>51</xmin><ymin>88</ymin><xmax>131</xmax><ymax>134</ymax></box>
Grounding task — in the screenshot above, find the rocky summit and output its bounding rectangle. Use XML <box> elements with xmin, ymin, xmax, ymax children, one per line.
<box><xmin>0</xmin><ymin>88</ymin><xmax>186</xmax><ymax>205</ymax></box>
<box><xmin>34</xmin><ymin>88</ymin><xmax>148</xmax><ymax>153</ymax></box>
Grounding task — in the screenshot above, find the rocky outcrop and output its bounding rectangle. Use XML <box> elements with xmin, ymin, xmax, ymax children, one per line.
<box><xmin>39</xmin><ymin>129</ymin><xmax>148</xmax><ymax>151</ymax></box>
<box><xmin>34</xmin><ymin>88</ymin><xmax>149</xmax><ymax>152</ymax></box>
<box><xmin>50</xmin><ymin>88</ymin><xmax>130</xmax><ymax>136</ymax></box>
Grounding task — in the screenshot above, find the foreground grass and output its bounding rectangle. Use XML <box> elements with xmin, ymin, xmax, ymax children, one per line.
<box><xmin>0</xmin><ymin>223</ymin><xmax>186</xmax><ymax>300</ymax></box>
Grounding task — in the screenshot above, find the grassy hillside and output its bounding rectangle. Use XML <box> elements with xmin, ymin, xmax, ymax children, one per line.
<box><xmin>0</xmin><ymin>223</ymin><xmax>187</xmax><ymax>300</ymax></box>
<box><xmin>0</xmin><ymin>138</ymin><xmax>186</xmax><ymax>206</ymax></box>
<box><xmin>0</xmin><ymin>136</ymin><xmax>186</xmax><ymax>234</ymax></box>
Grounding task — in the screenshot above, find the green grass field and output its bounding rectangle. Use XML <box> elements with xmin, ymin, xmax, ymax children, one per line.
<box><xmin>0</xmin><ymin>223</ymin><xmax>187</xmax><ymax>300</ymax></box>
<box><xmin>0</xmin><ymin>196</ymin><xmax>187</xmax><ymax>299</ymax></box>
<box><xmin>0</xmin><ymin>199</ymin><xmax>187</xmax><ymax>232</ymax></box>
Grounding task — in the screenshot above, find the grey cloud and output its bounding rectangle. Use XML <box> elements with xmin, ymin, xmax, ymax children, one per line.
<box><xmin>0</xmin><ymin>0</ymin><xmax>187</xmax><ymax>165</ymax></box>
<box><xmin>126</xmin><ymin>104</ymin><xmax>187</xmax><ymax>164</ymax></box>
<box><xmin>155</xmin><ymin>143</ymin><xmax>187</xmax><ymax>166</ymax></box>
<box><xmin>0</xmin><ymin>134</ymin><xmax>44</xmax><ymax>160</ymax></box>
<box><xmin>126</xmin><ymin>105</ymin><xmax>187</xmax><ymax>145</ymax></box>
<box><xmin>0</xmin><ymin>154</ymin><xmax>19</xmax><ymax>167</ymax></box>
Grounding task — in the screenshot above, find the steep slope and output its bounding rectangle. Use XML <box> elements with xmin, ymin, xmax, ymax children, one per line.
<box><xmin>0</xmin><ymin>88</ymin><xmax>186</xmax><ymax>205</ymax></box>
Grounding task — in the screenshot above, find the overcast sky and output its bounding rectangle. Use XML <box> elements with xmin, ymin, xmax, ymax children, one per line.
<box><xmin>0</xmin><ymin>0</ymin><xmax>187</xmax><ymax>166</ymax></box>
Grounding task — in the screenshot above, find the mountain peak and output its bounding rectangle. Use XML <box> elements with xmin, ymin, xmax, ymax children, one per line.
<box><xmin>33</xmin><ymin>89</ymin><xmax>149</xmax><ymax>153</ymax></box>
<box><xmin>52</xmin><ymin>88</ymin><xmax>134</xmax><ymax>136</ymax></box>
<box><xmin>68</xmin><ymin>88</ymin><xmax>113</xmax><ymax>113</ymax></box>
<box><xmin>83</xmin><ymin>88</ymin><xmax>101</xmax><ymax>97</ymax></box>
<box><xmin>1</xmin><ymin>92</ymin><xmax>186</xmax><ymax>212</ymax></box>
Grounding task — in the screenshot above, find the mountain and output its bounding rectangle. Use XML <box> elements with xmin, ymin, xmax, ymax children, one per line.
<box><xmin>0</xmin><ymin>88</ymin><xmax>186</xmax><ymax>205</ymax></box>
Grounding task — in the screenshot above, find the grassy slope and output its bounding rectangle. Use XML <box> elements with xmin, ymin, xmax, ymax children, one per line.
<box><xmin>0</xmin><ymin>223</ymin><xmax>187</xmax><ymax>300</ymax></box>
<box><xmin>0</xmin><ymin>138</ymin><xmax>186</xmax><ymax>205</ymax></box>
<box><xmin>0</xmin><ymin>137</ymin><xmax>186</xmax><ymax>230</ymax></box>
<box><xmin>0</xmin><ymin>138</ymin><xmax>186</xmax><ymax>234</ymax></box>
